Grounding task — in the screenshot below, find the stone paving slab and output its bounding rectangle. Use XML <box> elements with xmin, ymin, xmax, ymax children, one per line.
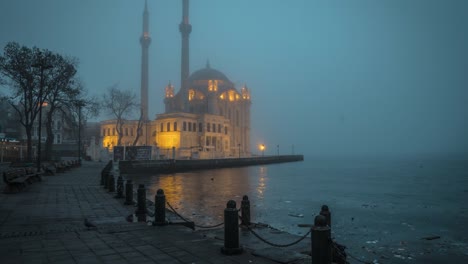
<box><xmin>0</xmin><ymin>161</ymin><xmax>279</xmax><ymax>264</ymax></box>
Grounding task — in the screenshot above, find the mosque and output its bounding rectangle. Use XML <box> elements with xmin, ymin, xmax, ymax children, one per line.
<box><xmin>100</xmin><ymin>0</ymin><xmax>251</xmax><ymax>159</ymax></box>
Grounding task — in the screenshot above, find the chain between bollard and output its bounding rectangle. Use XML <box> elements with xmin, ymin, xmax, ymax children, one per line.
<box><xmin>246</xmin><ymin>225</ymin><xmax>311</xmax><ymax>248</ymax></box>
<box><xmin>166</xmin><ymin>201</ymin><xmax>224</xmax><ymax>229</ymax></box>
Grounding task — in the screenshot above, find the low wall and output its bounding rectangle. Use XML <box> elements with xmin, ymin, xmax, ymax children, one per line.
<box><xmin>119</xmin><ymin>155</ymin><xmax>304</xmax><ymax>175</ymax></box>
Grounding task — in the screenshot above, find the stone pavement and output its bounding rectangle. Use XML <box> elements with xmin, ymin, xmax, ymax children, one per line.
<box><xmin>0</xmin><ymin>161</ymin><xmax>281</xmax><ymax>264</ymax></box>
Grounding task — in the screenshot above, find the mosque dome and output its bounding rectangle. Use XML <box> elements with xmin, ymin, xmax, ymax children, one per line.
<box><xmin>188</xmin><ymin>62</ymin><xmax>232</xmax><ymax>83</ymax></box>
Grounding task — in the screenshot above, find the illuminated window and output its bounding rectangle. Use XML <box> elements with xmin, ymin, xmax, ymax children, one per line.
<box><xmin>208</xmin><ymin>80</ymin><xmax>218</xmax><ymax>92</ymax></box>
<box><xmin>174</xmin><ymin>122</ymin><xmax>177</xmax><ymax>131</ymax></box>
<box><xmin>167</xmin><ymin>122</ymin><xmax>170</xmax><ymax>132</ymax></box>
<box><xmin>188</xmin><ymin>89</ymin><xmax>195</xmax><ymax>101</ymax></box>
<box><xmin>183</xmin><ymin>122</ymin><xmax>187</xmax><ymax>131</ymax></box>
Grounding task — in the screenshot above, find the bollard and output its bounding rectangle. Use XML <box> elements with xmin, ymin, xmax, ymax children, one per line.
<box><xmin>108</xmin><ymin>174</ymin><xmax>115</xmax><ymax>192</ymax></box>
<box><xmin>320</xmin><ymin>205</ymin><xmax>331</xmax><ymax>227</ymax></box>
<box><xmin>311</xmin><ymin>214</ymin><xmax>332</xmax><ymax>264</ymax></box>
<box><xmin>221</xmin><ymin>200</ymin><xmax>243</xmax><ymax>255</ymax></box>
<box><xmin>124</xmin><ymin>180</ymin><xmax>134</xmax><ymax>205</ymax></box>
<box><xmin>153</xmin><ymin>189</ymin><xmax>167</xmax><ymax>226</ymax></box>
<box><xmin>241</xmin><ymin>195</ymin><xmax>251</xmax><ymax>226</ymax></box>
<box><xmin>100</xmin><ymin>170</ymin><xmax>105</xmax><ymax>185</ymax></box>
<box><xmin>115</xmin><ymin>176</ymin><xmax>124</xmax><ymax>198</ymax></box>
<box><xmin>135</xmin><ymin>184</ymin><xmax>146</xmax><ymax>216</ymax></box>
<box><xmin>103</xmin><ymin>171</ymin><xmax>109</xmax><ymax>189</ymax></box>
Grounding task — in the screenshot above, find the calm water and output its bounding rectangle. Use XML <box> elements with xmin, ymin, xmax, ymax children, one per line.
<box><xmin>126</xmin><ymin>158</ymin><xmax>468</xmax><ymax>262</ymax></box>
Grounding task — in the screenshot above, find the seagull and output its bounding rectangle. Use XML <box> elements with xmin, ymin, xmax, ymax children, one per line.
<box><xmin>84</xmin><ymin>218</ymin><xmax>97</xmax><ymax>229</ymax></box>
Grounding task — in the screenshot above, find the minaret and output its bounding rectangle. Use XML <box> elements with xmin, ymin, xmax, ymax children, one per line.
<box><xmin>140</xmin><ymin>0</ymin><xmax>151</xmax><ymax>120</ymax></box>
<box><xmin>179</xmin><ymin>0</ymin><xmax>192</xmax><ymax>110</ymax></box>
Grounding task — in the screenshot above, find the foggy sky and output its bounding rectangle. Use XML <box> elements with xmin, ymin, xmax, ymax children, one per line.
<box><xmin>1</xmin><ymin>0</ymin><xmax>467</xmax><ymax>158</ymax></box>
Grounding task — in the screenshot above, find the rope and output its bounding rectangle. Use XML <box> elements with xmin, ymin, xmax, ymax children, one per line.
<box><xmin>246</xmin><ymin>225</ymin><xmax>311</xmax><ymax>248</ymax></box>
<box><xmin>166</xmin><ymin>202</ymin><xmax>224</xmax><ymax>229</ymax></box>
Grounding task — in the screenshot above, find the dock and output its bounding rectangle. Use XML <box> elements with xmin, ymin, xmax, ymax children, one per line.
<box><xmin>119</xmin><ymin>155</ymin><xmax>304</xmax><ymax>174</ymax></box>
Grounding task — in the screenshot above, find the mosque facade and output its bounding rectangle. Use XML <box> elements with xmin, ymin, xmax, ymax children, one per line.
<box><xmin>100</xmin><ymin>0</ymin><xmax>251</xmax><ymax>159</ymax></box>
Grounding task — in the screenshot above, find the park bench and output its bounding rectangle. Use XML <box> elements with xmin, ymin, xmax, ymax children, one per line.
<box><xmin>2</xmin><ymin>168</ymin><xmax>41</xmax><ymax>193</ymax></box>
<box><xmin>41</xmin><ymin>163</ymin><xmax>56</xmax><ymax>175</ymax></box>
<box><xmin>54</xmin><ymin>162</ymin><xmax>67</xmax><ymax>173</ymax></box>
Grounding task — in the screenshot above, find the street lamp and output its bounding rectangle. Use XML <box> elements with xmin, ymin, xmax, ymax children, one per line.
<box><xmin>32</xmin><ymin>56</ymin><xmax>52</xmax><ymax>172</ymax></box>
<box><xmin>75</xmin><ymin>100</ymin><xmax>85</xmax><ymax>165</ymax></box>
<box><xmin>259</xmin><ymin>144</ymin><xmax>265</xmax><ymax>156</ymax></box>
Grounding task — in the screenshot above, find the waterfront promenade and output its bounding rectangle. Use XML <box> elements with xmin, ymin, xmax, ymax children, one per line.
<box><xmin>0</xmin><ymin>161</ymin><xmax>285</xmax><ymax>264</ymax></box>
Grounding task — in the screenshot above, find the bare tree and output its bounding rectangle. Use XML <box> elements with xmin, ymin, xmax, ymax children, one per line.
<box><xmin>102</xmin><ymin>85</ymin><xmax>139</xmax><ymax>146</ymax></box>
<box><xmin>0</xmin><ymin>42</ymin><xmax>50</xmax><ymax>161</ymax></box>
<box><xmin>132</xmin><ymin>109</ymin><xmax>145</xmax><ymax>146</ymax></box>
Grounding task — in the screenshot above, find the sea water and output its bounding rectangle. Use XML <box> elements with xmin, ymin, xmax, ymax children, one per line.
<box><xmin>127</xmin><ymin>157</ymin><xmax>468</xmax><ymax>262</ymax></box>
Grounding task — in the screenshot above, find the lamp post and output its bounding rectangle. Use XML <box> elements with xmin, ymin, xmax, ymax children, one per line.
<box><xmin>260</xmin><ymin>144</ymin><xmax>265</xmax><ymax>157</ymax></box>
<box><xmin>75</xmin><ymin>100</ymin><xmax>85</xmax><ymax>164</ymax></box>
<box><xmin>32</xmin><ymin>57</ymin><xmax>52</xmax><ymax>172</ymax></box>
<box><xmin>238</xmin><ymin>143</ymin><xmax>241</xmax><ymax>159</ymax></box>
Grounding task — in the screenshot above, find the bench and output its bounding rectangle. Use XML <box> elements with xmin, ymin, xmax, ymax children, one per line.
<box><xmin>54</xmin><ymin>162</ymin><xmax>67</xmax><ymax>173</ymax></box>
<box><xmin>41</xmin><ymin>163</ymin><xmax>56</xmax><ymax>176</ymax></box>
<box><xmin>3</xmin><ymin>168</ymin><xmax>42</xmax><ymax>193</ymax></box>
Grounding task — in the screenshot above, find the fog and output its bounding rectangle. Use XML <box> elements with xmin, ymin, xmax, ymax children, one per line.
<box><xmin>1</xmin><ymin>0</ymin><xmax>467</xmax><ymax>158</ymax></box>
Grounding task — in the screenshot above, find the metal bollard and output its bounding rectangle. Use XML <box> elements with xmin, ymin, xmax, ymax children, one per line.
<box><xmin>153</xmin><ymin>189</ymin><xmax>167</xmax><ymax>226</ymax></box>
<box><xmin>320</xmin><ymin>205</ymin><xmax>331</xmax><ymax>227</ymax></box>
<box><xmin>124</xmin><ymin>180</ymin><xmax>134</xmax><ymax>205</ymax></box>
<box><xmin>311</xmin><ymin>214</ymin><xmax>332</xmax><ymax>264</ymax></box>
<box><xmin>115</xmin><ymin>176</ymin><xmax>124</xmax><ymax>198</ymax></box>
<box><xmin>108</xmin><ymin>174</ymin><xmax>115</xmax><ymax>192</ymax></box>
<box><xmin>221</xmin><ymin>200</ymin><xmax>243</xmax><ymax>255</ymax></box>
<box><xmin>135</xmin><ymin>184</ymin><xmax>146</xmax><ymax>216</ymax></box>
<box><xmin>100</xmin><ymin>170</ymin><xmax>105</xmax><ymax>185</ymax></box>
<box><xmin>241</xmin><ymin>195</ymin><xmax>251</xmax><ymax>226</ymax></box>
<box><xmin>103</xmin><ymin>171</ymin><xmax>109</xmax><ymax>189</ymax></box>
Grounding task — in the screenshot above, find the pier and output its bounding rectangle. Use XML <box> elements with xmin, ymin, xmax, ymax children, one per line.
<box><xmin>119</xmin><ymin>155</ymin><xmax>304</xmax><ymax>174</ymax></box>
